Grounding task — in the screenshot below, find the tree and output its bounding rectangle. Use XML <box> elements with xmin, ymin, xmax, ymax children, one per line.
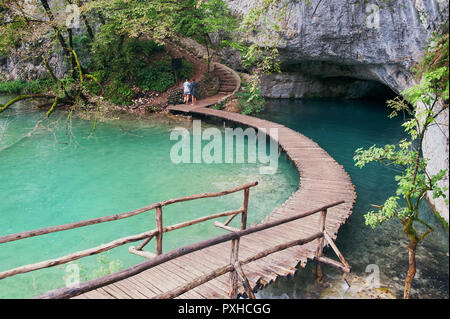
<box><xmin>354</xmin><ymin>32</ymin><xmax>448</xmax><ymax>299</ymax></box>
<box><xmin>174</xmin><ymin>0</ymin><xmax>237</xmax><ymax>72</ymax></box>
<box><xmin>0</xmin><ymin>0</ymin><xmax>103</xmax><ymax>116</ymax></box>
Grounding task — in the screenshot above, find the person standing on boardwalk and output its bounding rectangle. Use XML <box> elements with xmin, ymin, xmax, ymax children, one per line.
<box><xmin>190</xmin><ymin>79</ymin><xmax>199</xmax><ymax>105</ymax></box>
<box><xmin>183</xmin><ymin>79</ymin><xmax>191</xmax><ymax>105</ymax></box>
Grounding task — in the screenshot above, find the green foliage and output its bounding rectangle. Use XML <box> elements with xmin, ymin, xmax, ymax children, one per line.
<box><xmin>354</xmin><ymin>140</ymin><xmax>448</xmax><ymax>229</ymax></box>
<box><xmin>105</xmin><ymin>79</ymin><xmax>134</xmax><ymax>105</ymax></box>
<box><xmin>175</xmin><ymin>0</ymin><xmax>236</xmax><ymax>41</ymax></box>
<box><xmin>0</xmin><ymin>13</ymin><xmax>27</xmax><ymax>56</ymax></box>
<box><xmin>71</xmin><ymin>33</ymin><xmax>93</xmax><ymax>64</ymax></box>
<box><xmin>56</xmin><ymin>77</ymin><xmax>76</xmax><ymax>96</ymax></box>
<box><xmin>136</xmin><ymin>59</ymin><xmax>174</xmax><ymax>92</ymax></box>
<box><xmin>212</xmin><ymin>103</ymin><xmax>223</xmax><ymax>110</ymax></box>
<box><xmin>85</xmin><ymin>0</ymin><xmax>178</xmax><ymax>40</ymax></box>
<box><xmin>126</xmin><ymin>38</ymin><xmax>164</xmax><ymax>57</ymax></box>
<box><xmin>90</xmin><ymin>21</ymin><xmax>177</xmax><ymax>103</ymax></box>
<box><xmin>240</xmin><ymin>44</ymin><xmax>281</xmax><ymax>74</ymax></box>
<box><xmin>178</xmin><ymin>60</ymin><xmax>194</xmax><ymax>82</ymax></box>
<box><xmin>135</xmin><ymin>58</ymin><xmax>193</xmax><ymax>93</ymax></box>
<box><xmin>0</xmin><ymin>79</ymin><xmax>53</xmax><ymax>95</ymax></box>
<box><xmin>84</xmin><ymin>71</ymin><xmax>105</xmax><ymax>96</ymax></box>
<box><xmin>236</xmin><ymin>80</ymin><xmax>266</xmax><ymax>115</ymax></box>
<box><xmin>354</xmin><ymin>31</ymin><xmax>449</xmax><ymax>236</ymax></box>
<box><xmin>174</xmin><ymin>0</ymin><xmax>237</xmax><ymax>71</ymax></box>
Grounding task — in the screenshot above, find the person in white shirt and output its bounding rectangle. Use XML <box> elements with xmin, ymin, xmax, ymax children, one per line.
<box><xmin>183</xmin><ymin>79</ymin><xmax>191</xmax><ymax>105</ymax></box>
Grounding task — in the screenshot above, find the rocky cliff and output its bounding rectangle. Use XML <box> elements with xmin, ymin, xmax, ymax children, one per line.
<box><xmin>223</xmin><ymin>0</ymin><xmax>449</xmax><ymax>221</ymax></box>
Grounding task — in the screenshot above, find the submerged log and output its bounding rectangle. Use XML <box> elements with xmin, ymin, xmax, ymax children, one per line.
<box><xmin>0</xmin><ymin>94</ymin><xmax>55</xmax><ymax>113</ymax></box>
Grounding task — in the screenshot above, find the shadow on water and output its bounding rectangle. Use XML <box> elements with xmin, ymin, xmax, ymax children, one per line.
<box><xmin>255</xmin><ymin>98</ymin><xmax>449</xmax><ymax>299</ymax></box>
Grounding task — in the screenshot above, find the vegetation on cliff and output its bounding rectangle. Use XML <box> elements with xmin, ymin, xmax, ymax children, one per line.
<box><xmin>0</xmin><ymin>0</ymin><xmax>233</xmax><ymax>115</ymax></box>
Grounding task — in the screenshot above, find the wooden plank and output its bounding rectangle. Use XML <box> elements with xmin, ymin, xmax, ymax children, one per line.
<box><xmin>163</xmin><ymin>260</ymin><xmax>223</xmax><ymax>298</ymax></box>
<box><xmin>155</xmin><ymin>264</ymin><xmax>205</xmax><ymax>299</ymax></box>
<box><xmin>121</xmin><ymin>274</ymin><xmax>158</xmax><ymax>298</ymax></box>
<box><xmin>175</xmin><ymin>251</ymin><xmax>232</xmax><ymax>292</ymax></box>
<box><xmin>101</xmin><ymin>283</ymin><xmax>133</xmax><ymax>299</ymax></box>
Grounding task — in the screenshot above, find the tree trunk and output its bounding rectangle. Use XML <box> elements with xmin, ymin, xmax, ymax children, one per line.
<box><xmin>403</xmin><ymin>240</ymin><xmax>417</xmax><ymax>299</ymax></box>
<box><xmin>204</xmin><ymin>34</ymin><xmax>211</xmax><ymax>73</ymax></box>
<box><xmin>39</xmin><ymin>0</ymin><xmax>70</xmax><ymax>57</ymax></box>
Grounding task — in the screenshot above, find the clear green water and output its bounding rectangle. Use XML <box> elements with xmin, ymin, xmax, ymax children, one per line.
<box><xmin>0</xmin><ymin>96</ymin><xmax>299</xmax><ymax>298</ymax></box>
<box><xmin>255</xmin><ymin>98</ymin><xmax>449</xmax><ymax>299</ymax></box>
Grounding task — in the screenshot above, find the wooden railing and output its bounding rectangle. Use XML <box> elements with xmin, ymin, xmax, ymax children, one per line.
<box><xmin>36</xmin><ymin>201</ymin><xmax>349</xmax><ymax>299</ymax></box>
<box><xmin>0</xmin><ymin>182</ymin><xmax>258</xmax><ymax>281</ymax></box>
<box><xmin>0</xmin><ymin>182</ymin><xmax>350</xmax><ymax>299</ymax></box>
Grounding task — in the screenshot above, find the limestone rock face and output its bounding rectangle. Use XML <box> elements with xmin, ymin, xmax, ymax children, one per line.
<box><xmin>0</xmin><ymin>43</ymin><xmax>67</xmax><ymax>82</ymax></box>
<box><xmin>225</xmin><ymin>0</ymin><xmax>448</xmax><ymax>93</ymax></box>
<box><xmin>223</xmin><ymin>0</ymin><xmax>449</xmax><ymax>220</ymax></box>
<box><xmin>0</xmin><ymin>0</ymin><xmax>70</xmax><ymax>81</ymax></box>
<box><xmin>421</xmin><ymin>100</ymin><xmax>449</xmax><ymax>222</ymax></box>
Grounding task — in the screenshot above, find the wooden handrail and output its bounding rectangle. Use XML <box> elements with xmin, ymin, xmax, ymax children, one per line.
<box><xmin>0</xmin><ymin>181</ymin><xmax>258</xmax><ymax>245</ymax></box>
<box><xmin>0</xmin><ymin>229</ymin><xmax>159</xmax><ymax>280</ymax></box>
<box><xmin>0</xmin><ymin>183</ymin><xmax>257</xmax><ymax>280</ymax></box>
<box><xmin>35</xmin><ymin>200</ymin><xmax>345</xmax><ymax>299</ymax></box>
<box><xmin>154</xmin><ymin>232</ymin><xmax>323</xmax><ymax>299</ymax></box>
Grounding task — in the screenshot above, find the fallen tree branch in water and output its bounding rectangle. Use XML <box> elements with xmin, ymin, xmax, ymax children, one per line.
<box><xmin>0</xmin><ymin>94</ymin><xmax>56</xmax><ymax>114</ymax></box>
<box><xmin>0</xmin><ymin>117</ymin><xmax>46</xmax><ymax>153</ymax></box>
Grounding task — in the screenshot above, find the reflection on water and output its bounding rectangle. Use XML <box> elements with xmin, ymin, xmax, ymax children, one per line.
<box><xmin>255</xmin><ymin>98</ymin><xmax>449</xmax><ymax>299</ymax></box>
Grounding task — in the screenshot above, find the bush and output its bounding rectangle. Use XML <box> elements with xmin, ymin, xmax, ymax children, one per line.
<box><xmin>178</xmin><ymin>60</ymin><xmax>194</xmax><ymax>81</ymax></box>
<box><xmin>151</xmin><ymin>72</ymin><xmax>175</xmax><ymax>92</ymax></box>
<box><xmin>0</xmin><ymin>80</ymin><xmax>27</xmax><ymax>94</ymax></box>
<box><xmin>105</xmin><ymin>80</ymin><xmax>134</xmax><ymax>105</ymax></box>
<box><xmin>125</xmin><ymin>38</ymin><xmax>164</xmax><ymax>57</ymax></box>
<box><xmin>236</xmin><ymin>82</ymin><xmax>266</xmax><ymax>115</ymax></box>
<box><xmin>0</xmin><ymin>79</ymin><xmax>53</xmax><ymax>95</ymax></box>
<box><xmin>136</xmin><ymin>59</ymin><xmax>175</xmax><ymax>92</ymax></box>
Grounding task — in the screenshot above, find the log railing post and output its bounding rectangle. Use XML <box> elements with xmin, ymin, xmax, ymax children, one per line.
<box><xmin>241</xmin><ymin>188</ymin><xmax>250</xmax><ymax>230</ymax></box>
<box><xmin>155</xmin><ymin>205</ymin><xmax>163</xmax><ymax>255</ymax></box>
<box><xmin>229</xmin><ymin>238</ymin><xmax>239</xmax><ymax>298</ymax></box>
<box><xmin>234</xmin><ymin>261</ymin><xmax>255</xmax><ymax>299</ymax></box>
<box><xmin>314</xmin><ymin>209</ymin><xmax>327</xmax><ymax>282</ymax></box>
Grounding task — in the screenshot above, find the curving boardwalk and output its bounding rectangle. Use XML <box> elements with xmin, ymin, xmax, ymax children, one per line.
<box><xmin>71</xmin><ymin>66</ymin><xmax>356</xmax><ymax>298</ymax></box>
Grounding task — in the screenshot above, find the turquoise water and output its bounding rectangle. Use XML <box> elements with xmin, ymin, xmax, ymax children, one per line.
<box><xmin>1</xmin><ymin>96</ymin><xmax>448</xmax><ymax>299</ymax></box>
<box><xmin>255</xmin><ymin>98</ymin><xmax>449</xmax><ymax>299</ymax></box>
<box><xmin>0</xmin><ymin>96</ymin><xmax>299</xmax><ymax>298</ymax></box>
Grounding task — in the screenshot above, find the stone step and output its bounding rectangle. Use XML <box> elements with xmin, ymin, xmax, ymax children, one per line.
<box><xmin>215</xmin><ymin>71</ymin><xmax>232</xmax><ymax>76</ymax></box>
<box><xmin>218</xmin><ymin>77</ymin><xmax>235</xmax><ymax>82</ymax></box>
<box><xmin>220</xmin><ymin>85</ymin><xmax>236</xmax><ymax>90</ymax></box>
<box><xmin>220</xmin><ymin>80</ymin><xmax>236</xmax><ymax>85</ymax></box>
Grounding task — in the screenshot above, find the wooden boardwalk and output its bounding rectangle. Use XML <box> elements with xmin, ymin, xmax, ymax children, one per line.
<box><xmin>0</xmin><ymin>61</ymin><xmax>356</xmax><ymax>299</ymax></box>
<box><xmin>69</xmin><ymin>98</ymin><xmax>356</xmax><ymax>298</ymax></box>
